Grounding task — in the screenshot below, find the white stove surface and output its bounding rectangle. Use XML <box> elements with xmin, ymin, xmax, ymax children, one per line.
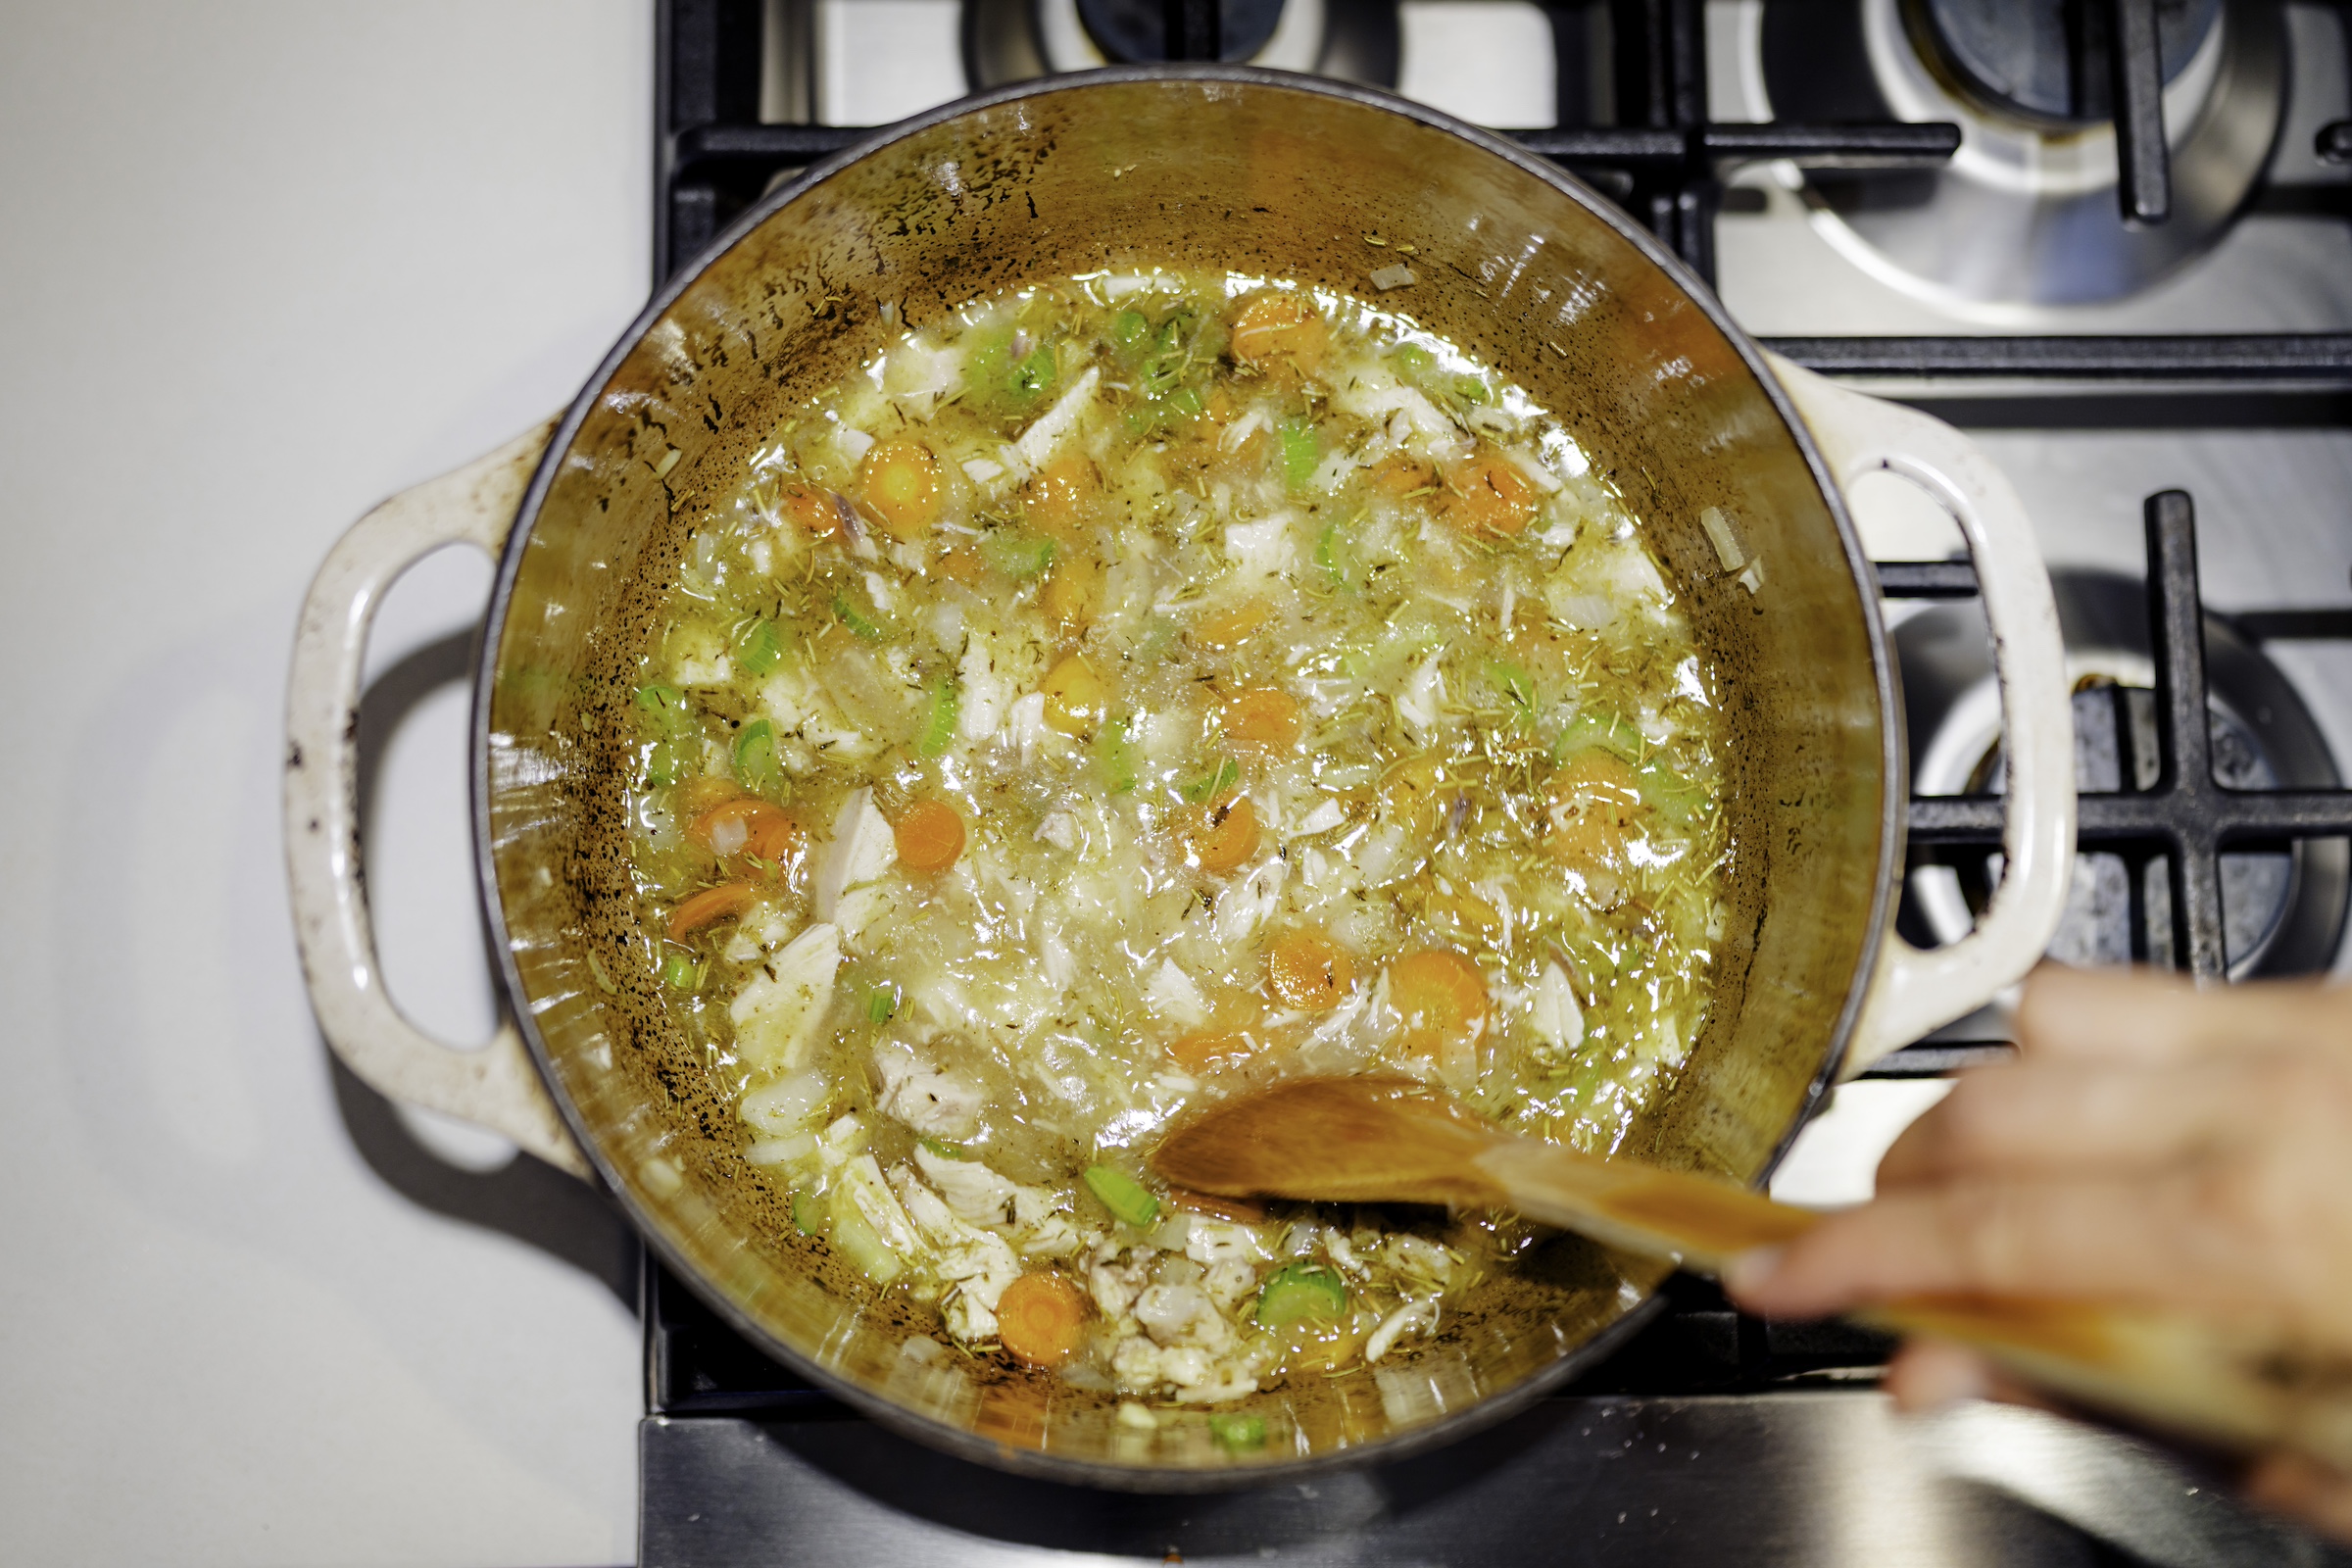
<box><xmin>8</xmin><ymin>4</ymin><xmax>2349</xmax><ymax>1563</ymax></box>
<box><xmin>0</xmin><ymin>5</ymin><xmax>649</xmax><ymax>1564</ymax></box>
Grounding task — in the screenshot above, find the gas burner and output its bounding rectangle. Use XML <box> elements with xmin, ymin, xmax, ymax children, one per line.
<box><xmin>1908</xmin><ymin>0</ymin><xmax>2221</xmax><ymax>128</ymax></box>
<box><xmin>1074</xmin><ymin>0</ymin><xmax>1285</xmax><ymax>62</ymax></box>
<box><xmin>965</xmin><ymin>0</ymin><xmax>1399</xmax><ymax>90</ymax></box>
<box><xmin>1897</xmin><ymin>571</ymin><xmax>2349</xmax><ymax>979</ymax></box>
<box><xmin>1733</xmin><ymin>0</ymin><xmax>2283</xmax><ymax>308</ymax></box>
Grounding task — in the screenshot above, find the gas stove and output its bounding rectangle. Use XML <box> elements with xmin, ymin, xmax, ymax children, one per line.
<box><xmin>637</xmin><ymin>4</ymin><xmax>2352</xmax><ymax>1561</ymax></box>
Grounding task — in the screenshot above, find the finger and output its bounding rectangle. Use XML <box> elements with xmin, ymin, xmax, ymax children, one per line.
<box><xmin>2242</xmin><ymin>1452</ymin><xmax>2352</xmax><ymax>1544</ymax></box>
<box><xmin>2017</xmin><ymin>965</ymin><xmax>2352</xmax><ymax>1066</ymax></box>
<box><xmin>1875</xmin><ymin>1054</ymin><xmax>2253</xmax><ymax>1188</ymax></box>
<box><xmin>1724</xmin><ymin>1176</ymin><xmax>2243</xmax><ymax>1320</ymax></box>
<box><xmin>1884</xmin><ymin>1340</ymin><xmax>2054</xmax><ymax>1416</ymax></box>
<box><xmin>1883</xmin><ymin>1339</ymin><xmax>1989</xmax><ymax>1413</ymax></box>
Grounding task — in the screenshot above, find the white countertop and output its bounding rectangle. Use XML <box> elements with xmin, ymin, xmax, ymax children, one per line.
<box><xmin>0</xmin><ymin>4</ymin><xmax>652</xmax><ymax>1562</ymax></box>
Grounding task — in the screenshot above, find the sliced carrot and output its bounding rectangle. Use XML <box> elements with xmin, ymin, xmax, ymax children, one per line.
<box><xmin>1390</xmin><ymin>949</ymin><xmax>1490</xmax><ymax>1062</ymax></box>
<box><xmin>1443</xmin><ymin>449</ymin><xmax>1540</xmax><ymax>539</ymax></box>
<box><xmin>1369</xmin><ymin>453</ymin><xmax>1435</xmax><ymax>498</ymax></box>
<box><xmin>1022</xmin><ymin>452</ymin><xmax>1100</xmax><ymax>546</ymax></box>
<box><xmin>689</xmin><ymin>798</ymin><xmax>803</xmax><ymax>862</ymax></box>
<box><xmin>673</xmin><ymin>774</ymin><xmax>743</xmax><ymax>819</ymax></box>
<box><xmin>858</xmin><ymin>437</ymin><xmax>944</xmax><ymax>541</ymax></box>
<box><xmin>781</xmin><ymin>482</ymin><xmax>843</xmax><ymax>538</ymax></box>
<box><xmin>935</xmin><ymin>546</ymin><xmax>987</xmax><ymax>588</ymax></box>
<box><xmin>1381</xmin><ymin>753</ymin><xmax>1458</xmax><ymax>839</ymax></box>
<box><xmin>1040</xmin><ymin>553</ymin><xmax>1102</xmax><ymax>639</ymax></box>
<box><xmin>1167</xmin><ymin>1029</ymin><xmax>1255</xmax><ymax>1072</ymax></box>
<box><xmin>1543</xmin><ymin>752</ymin><xmax>1643</xmax><ymax>868</ymax></box>
<box><xmin>1166</xmin><ymin>1186</ymin><xmax>1270</xmax><ymax>1224</ymax></box>
<box><xmin>1425</xmin><ymin>884</ymin><xmax>1503</xmax><ymax>939</ymax></box>
<box><xmin>1182</xmin><ymin>792</ymin><xmax>1259</xmax><ymax>874</ymax></box>
<box><xmin>1223</xmin><ymin>688</ymin><xmax>1302</xmax><ymax>755</ymax></box>
<box><xmin>996</xmin><ymin>1270</ymin><xmax>1091</xmax><ymax>1369</ymax></box>
<box><xmin>1231</xmin><ymin>293</ymin><xmax>1327</xmax><ymax>370</ymax></box>
<box><xmin>668</xmin><ymin>880</ymin><xmax>760</xmax><ymax>941</ymax></box>
<box><xmin>1040</xmin><ymin>654</ymin><xmax>1108</xmax><ymax>736</ymax></box>
<box><xmin>1267</xmin><ymin>928</ymin><xmax>1352</xmax><ymax>1012</ymax></box>
<box><xmin>1189</xmin><ymin>596</ymin><xmax>1272</xmax><ymax>651</ymax></box>
<box><xmin>893</xmin><ymin>798</ymin><xmax>967</xmax><ymax>872</ymax></box>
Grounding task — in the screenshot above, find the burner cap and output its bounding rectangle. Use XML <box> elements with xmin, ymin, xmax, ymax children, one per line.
<box><xmin>1903</xmin><ymin>0</ymin><xmax>2221</xmax><ymax>125</ymax></box>
<box><xmin>1075</xmin><ymin>0</ymin><xmax>1288</xmax><ymax>62</ymax></box>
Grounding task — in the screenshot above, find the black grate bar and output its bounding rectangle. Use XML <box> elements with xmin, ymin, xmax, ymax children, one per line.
<box><xmin>1873</xmin><ymin>560</ymin><xmax>1980</xmax><ymax>598</ymax></box>
<box><xmin>1911</xmin><ymin>790</ymin><xmax>2352</xmax><ymax>843</ymax></box>
<box><xmin>1858</xmin><ymin>1042</ymin><xmax>2017</xmax><ymax>1077</ymax></box>
<box><xmin>1769</xmin><ymin>335</ymin><xmax>2352</xmax><ymax>381</ymax></box>
<box><xmin>1165</xmin><ymin>0</ymin><xmax>1221</xmax><ymax>61</ymax></box>
<box><xmin>669</xmin><ymin>122</ymin><xmax>1962</xmax><ymax>180</ymax></box>
<box><xmin>2145</xmin><ymin>492</ymin><xmax>2225</xmax><ymax>976</ymax></box>
<box><xmin>2104</xmin><ymin>0</ymin><xmax>2172</xmax><ymax>225</ymax></box>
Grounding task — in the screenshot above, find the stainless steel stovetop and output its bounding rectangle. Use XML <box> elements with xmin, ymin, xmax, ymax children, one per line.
<box><xmin>636</xmin><ymin>4</ymin><xmax>2352</xmax><ymax>1562</ymax></box>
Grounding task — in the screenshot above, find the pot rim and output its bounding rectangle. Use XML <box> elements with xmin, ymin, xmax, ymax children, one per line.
<box><xmin>471</xmin><ymin>63</ymin><xmax>1904</xmax><ymax>1491</ymax></box>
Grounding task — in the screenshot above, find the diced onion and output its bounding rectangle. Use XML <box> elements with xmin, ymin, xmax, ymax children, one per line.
<box><xmin>1699</xmin><ymin>506</ymin><xmax>1744</xmax><ymax>571</ymax></box>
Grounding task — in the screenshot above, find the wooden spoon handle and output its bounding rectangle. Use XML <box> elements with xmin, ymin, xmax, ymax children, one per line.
<box><xmin>1470</xmin><ymin>1139</ymin><xmax>1820</xmax><ymax>1272</ymax></box>
<box><xmin>1474</xmin><ymin>1138</ymin><xmax>2352</xmax><ymax>1470</ymax></box>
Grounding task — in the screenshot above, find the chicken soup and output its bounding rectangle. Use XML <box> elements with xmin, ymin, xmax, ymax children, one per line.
<box><xmin>621</xmin><ymin>269</ymin><xmax>1727</xmax><ymax>1403</ymax></box>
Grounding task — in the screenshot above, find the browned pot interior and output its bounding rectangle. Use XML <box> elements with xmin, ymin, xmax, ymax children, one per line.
<box><xmin>477</xmin><ymin>70</ymin><xmax>1897</xmax><ymax>1484</ymax></box>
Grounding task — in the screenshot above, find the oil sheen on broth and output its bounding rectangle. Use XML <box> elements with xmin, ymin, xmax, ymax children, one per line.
<box><xmin>623</xmin><ymin>270</ymin><xmax>1726</xmax><ymax>1403</ymax></box>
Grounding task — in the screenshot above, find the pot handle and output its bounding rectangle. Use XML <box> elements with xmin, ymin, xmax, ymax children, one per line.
<box><xmin>1764</xmin><ymin>353</ymin><xmax>2078</xmax><ymax>1079</ymax></box>
<box><xmin>283</xmin><ymin>419</ymin><xmax>592</xmax><ymax>1178</ymax></box>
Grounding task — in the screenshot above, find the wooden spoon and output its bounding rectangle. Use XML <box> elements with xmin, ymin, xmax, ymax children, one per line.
<box><xmin>1151</xmin><ymin>1073</ymin><xmax>2352</xmax><ymax>1471</ymax></box>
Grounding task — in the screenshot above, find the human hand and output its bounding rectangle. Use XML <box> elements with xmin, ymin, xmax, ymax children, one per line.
<box><xmin>1723</xmin><ymin>965</ymin><xmax>2352</xmax><ymax>1537</ymax></box>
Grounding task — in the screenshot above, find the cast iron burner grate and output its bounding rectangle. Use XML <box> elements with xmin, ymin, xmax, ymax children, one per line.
<box><xmin>1901</xmin><ymin>497</ymin><xmax>2352</xmax><ymax>988</ymax></box>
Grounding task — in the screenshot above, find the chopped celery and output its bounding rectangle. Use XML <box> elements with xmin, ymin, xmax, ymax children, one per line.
<box><xmin>1111</xmin><ymin>308</ymin><xmax>1150</xmax><ymax>349</ymax></box>
<box><xmin>1095</xmin><ymin>714</ymin><xmax>1140</xmax><ymax>795</ymax></box>
<box><xmin>790</xmin><ymin>1190</ymin><xmax>823</xmax><ymax>1236</ymax></box>
<box><xmin>1127</xmin><ymin>385</ymin><xmax>1203</xmax><ymax>435</ymax></box>
<box><xmin>1083</xmin><ymin>1164</ymin><xmax>1159</xmax><ymax>1228</ymax></box>
<box><xmin>967</xmin><ymin>330</ymin><xmax>1054</xmax><ymax>416</ymax></box>
<box><xmin>915</xmin><ymin>679</ymin><xmax>959</xmax><ymax>759</ymax></box>
<box><xmin>1637</xmin><ymin>757</ymin><xmax>1707</xmax><ymax>826</ymax></box>
<box><xmin>662</xmin><ymin>953</ymin><xmax>700</xmax><ymax>992</ymax></box>
<box><xmin>1208</xmin><ymin>1412</ymin><xmax>1267</xmax><ymax>1453</ymax></box>
<box><xmin>734</xmin><ymin>617</ymin><xmax>785</xmax><ymax>676</ymax></box>
<box><xmin>1486</xmin><ymin>661</ymin><xmax>1536</xmax><ymax>713</ymax></box>
<box><xmin>1254</xmin><ymin>1262</ymin><xmax>1348</xmax><ymax>1326</ymax></box>
<box><xmin>827</xmin><ymin>1186</ymin><xmax>906</xmax><ymax>1284</ymax></box>
<box><xmin>1453</xmin><ymin>375</ymin><xmax>1490</xmax><ymax>405</ymax></box>
<box><xmin>1316</xmin><ymin>518</ymin><xmax>1358</xmax><ymax>592</ymax></box>
<box><xmin>865</xmin><ymin>984</ymin><xmax>899</xmax><ymax>1024</ymax></box>
<box><xmin>1393</xmin><ymin>343</ymin><xmax>1434</xmax><ymax>376</ymax></box>
<box><xmin>643</xmin><ymin>736</ymin><xmax>691</xmax><ymax>788</ymax></box>
<box><xmin>1153</xmin><ymin>313</ymin><xmax>1192</xmax><ymax>356</ymax></box>
<box><xmin>918</xmin><ymin>1136</ymin><xmax>966</xmax><ymax>1160</ymax></box>
<box><xmin>734</xmin><ymin>718</ymin><xmax>782</xmax><ymax>794</ymax></box>
<box><xmin>982</xmin><ymin>531</ymin><xmax>1056</xmax><ymax>578</ymax></box>
<box><xmin>1005</xmin><ymin>342</ymin><xmax>1057</xmax><ymax>403</ymax></box>
<box><xmin>1551</xmin><ymin>710</ymin><xmax>1642</xmax><ymax>765</ymax></box>
<box><xmin>1184</xmin><ymin>757</ymin><xmax>1240</xmax><ymax>803</ymax></box>
<box><xmin>1279</xmin><ymin>420</ymin><xmax>1318</xmax><ymax>492</ymax></box>
<box><xmin>832</xmin><ymin>594</ymin><xmax>884</xmax><ymax>642</ymax></box>
<box><xmin>634</xmin><ymin>682</ymin><xmax>691</xmax><ymax>733</ymax></box>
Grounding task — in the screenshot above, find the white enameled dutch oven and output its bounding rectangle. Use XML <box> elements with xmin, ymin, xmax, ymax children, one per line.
<box><xmin>285</xmin><ymin>69</ymin><xmax>2074</xmax><ymax>1486</ymax></box>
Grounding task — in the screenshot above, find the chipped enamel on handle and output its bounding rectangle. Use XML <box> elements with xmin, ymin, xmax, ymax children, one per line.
<box><xmin>1765</xmin><ymin>354</ymin><xmax>2078</xmax><ymax>1079</ymax></box>
<box><xmin>284</xmin><ymin>419</ymin><xmax>592</xmax><ymax>1178</ymax></box>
